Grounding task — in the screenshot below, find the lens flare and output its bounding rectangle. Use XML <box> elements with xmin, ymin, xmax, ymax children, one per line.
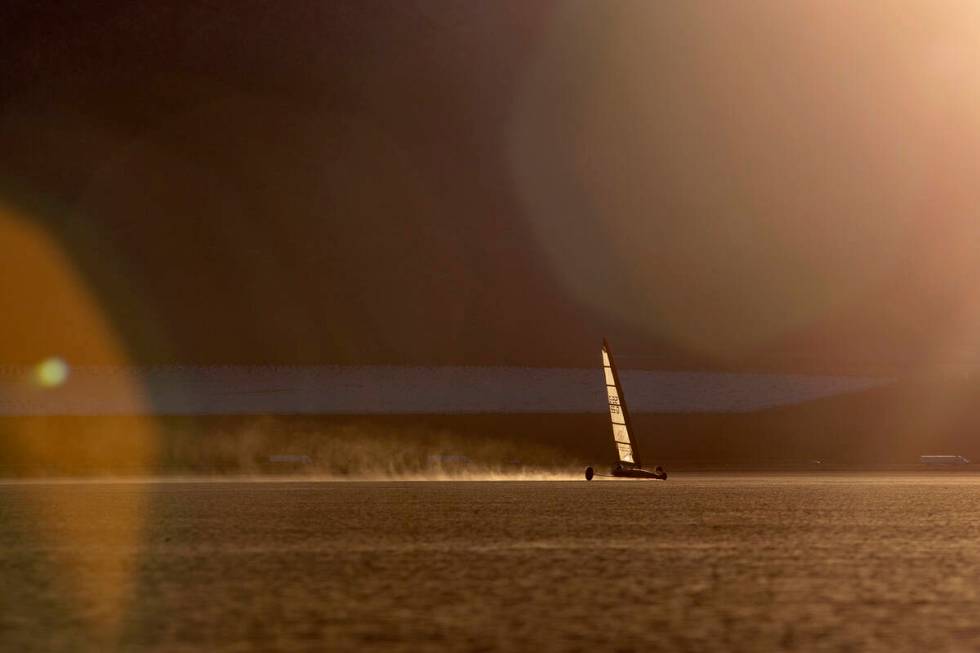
<box><xmin>34</xmin><ymin>357</ymin><xmax>69</xmax><ymax>387</ymax></box>
<box><xmin>1</xmin><ymin>204</ymin><xmax>159</xmax><ymax>647</ymax></box>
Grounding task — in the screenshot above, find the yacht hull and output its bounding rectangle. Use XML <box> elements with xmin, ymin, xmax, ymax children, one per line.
<box><xmin>584</xmin><ymin>465</ymin><xmax>667</xmax><ymax>480</ymax></box>
<box><xmin>612</xmin><ymin>466</ymin><xmax>666</xmax><ymax>480</ymax></box>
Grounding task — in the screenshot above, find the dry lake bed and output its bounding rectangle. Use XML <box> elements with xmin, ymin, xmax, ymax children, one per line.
<box><xmin>3</xmin><ymin>474</ymin><xmax>980</xmax><ymax>651</ymax></box>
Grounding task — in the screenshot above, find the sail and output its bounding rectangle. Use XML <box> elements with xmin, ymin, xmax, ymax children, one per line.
<box><xmin>602</xmin><ymin>339</ymin><xmax>641</xmax><ymax>467</ymax></box>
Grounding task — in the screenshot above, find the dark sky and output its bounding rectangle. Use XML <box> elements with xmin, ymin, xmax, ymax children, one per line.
<box><xmin>3</xmin><ymin>2</ymin><xmax>980</xmax><ymax>370</ymax></box>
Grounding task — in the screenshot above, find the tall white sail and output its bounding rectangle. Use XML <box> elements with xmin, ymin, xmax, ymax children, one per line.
<box><xmin>602</xmin><ymin>339</ymin><xmax>640</xmax><ymax>467</ymax></box>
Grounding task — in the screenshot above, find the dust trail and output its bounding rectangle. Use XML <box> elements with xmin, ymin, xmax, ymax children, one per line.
<box><xmin>150</xmin><ymin>416</ymin><xmax>585</xmax><ymax>480</ymax></box>
<box><xmin>0</xmin><ymin>416</ymin><xmax>591</xmax><ymax>480</ymax></box>
<box><xmin>0</xmin><ymin>471</ymin><xmax>586</xmax><ymax>483</ymax></box>
<box><xmin>333</xmin><ymin>468</ymin><xmax>584</xmax><ymax>481</ymax></box>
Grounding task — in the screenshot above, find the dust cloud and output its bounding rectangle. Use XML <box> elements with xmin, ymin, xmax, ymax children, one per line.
<box><xmin>0</xmin><ymin>415</ymin><xmax>584</xmax><ymax>480</ymax></box>
<box><xmin>164</xmin><ymin>417</ymin><xmax>581</xmax><ymax>481</ymax></box>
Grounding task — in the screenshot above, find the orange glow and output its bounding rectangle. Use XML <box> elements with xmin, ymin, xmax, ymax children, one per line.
<box><xmin>1</xmin><ymin>204</ymin><xmax>158</xmax><ymax>646</ymax></box>
<box><xmin>510</xmin><ymin>2</ymin><xmax>980</xmax><ymax>362</ymax></box>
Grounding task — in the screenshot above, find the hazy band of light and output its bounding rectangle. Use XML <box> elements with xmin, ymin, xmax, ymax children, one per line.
<box><xmin>0</xmin><ymin>365</ymin><xmax>890</xmax><ymax>416</ymax></box>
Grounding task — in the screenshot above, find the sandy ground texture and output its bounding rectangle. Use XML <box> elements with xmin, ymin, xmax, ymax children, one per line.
<box><xmin>3</xmin><ymin>474</ymin><xmax>980</xmax><ymax>651</ymax></box>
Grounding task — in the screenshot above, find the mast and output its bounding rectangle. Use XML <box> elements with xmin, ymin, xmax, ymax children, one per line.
<box><xmin>602</xmin><ymin>338</ymin><xmax>642</xmax><ymax>468</ymax></box>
